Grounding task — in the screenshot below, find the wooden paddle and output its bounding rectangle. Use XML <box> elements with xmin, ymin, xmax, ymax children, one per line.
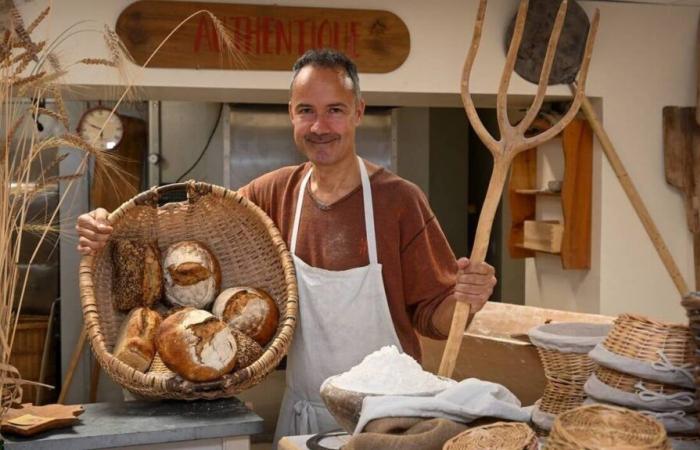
<box><xmin>663</xmin><ymin>106</ymin><xmax>699</xmax><ymax>291</ymax></box>
<box><xmin>438</xmin><ymin>0</ymin><xmax>599</xmax><ymax>378</ymax></box>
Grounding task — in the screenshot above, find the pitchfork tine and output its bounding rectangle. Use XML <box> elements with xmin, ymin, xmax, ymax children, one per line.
<box><xmin>497</xmin><ymin>0</ymin><xmax>529</xmax><ymax>138</ymax></box>
<box><xmin>521</xmin><ymin>7</ymin><xmax>599</xmax><ymax>150</ymax></box>
<box><xmin>517</xmin><ymin>0</ymin><xmax>569</xmax><ymax>135</ymax></box>
<box><xmin>461</xmin><ymin>0</ymin><xmax>499</xmax><ymax>154</ymax></box>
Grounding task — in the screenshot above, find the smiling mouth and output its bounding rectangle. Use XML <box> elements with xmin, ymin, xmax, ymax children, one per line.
<box><xmin>305</xmin><ymin>134</ymin><xmax>339</xmax><ymax>144</ymax></box>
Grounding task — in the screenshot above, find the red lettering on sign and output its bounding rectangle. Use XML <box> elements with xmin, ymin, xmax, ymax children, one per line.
<box><xmin>195</xmin><ymin>16</ymin><xmax>364</xmax><ymax>58</ymax></box>
<box><xmin>275</xmin><ymin>19</ymin><xmax>292</xmax><ymax>55</ymax></box>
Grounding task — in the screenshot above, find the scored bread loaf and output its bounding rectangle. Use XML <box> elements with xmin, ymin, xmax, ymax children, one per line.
<box><xmin>155</xmin><ymin>307</ymin><xmax>237</xmax><ymax>382</ymax></box>
<box><xmin>162</xmin><ymin>240</ymin><xmax>221</xmax><ymax>309</ymax></box>
<box><xmin>111</xmin><ymin>239</ymin><xmax>163</xmax><ymax>311</ymax></box>
<box><xmin>113</xmin><ymin>307</ymin><xmax>162</xmax><ymax>372</ymax></box>
<box><xmin>231</xmin><ymin>329</ymin><xmax>263</xmax><ymax>370</ymax></box>
<box><xmin>212</xmin><ymin>287</ymin><xmax>279</xmax><ymax>346</ymax></box>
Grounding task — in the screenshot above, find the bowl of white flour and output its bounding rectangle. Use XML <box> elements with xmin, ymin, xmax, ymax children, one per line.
<box><xmin>320</xmin><ymin>346</ymin><xmax>456</xmax><ymax>433</ymax></box>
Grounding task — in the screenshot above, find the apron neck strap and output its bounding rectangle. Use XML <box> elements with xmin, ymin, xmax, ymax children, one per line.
<box><xmin>290</xmin><ymin>156</ymin><xmax>378</xmax><ymax>264</ymax></box>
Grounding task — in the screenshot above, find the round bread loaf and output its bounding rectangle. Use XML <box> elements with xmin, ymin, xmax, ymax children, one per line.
<box><xmin>111</xmin><ymin>239</ymin><xmax>162</xmax><ymax>311</ymax></box>
<box><xmin>113</xmin><ymin>307</ymin><xmax>162</xmax><ymax>372</ymax></box>
<box><xmin>212</xmin><ymin>287</ymin><xmax>279</xmax><ymax>346</ymax></box>
<box><xmin>155</xmin><ymin>308</ymin><xmax>237</xmax><ymax>382</ymax></box>
<box><xmin>231</xmin><ymin>329</ymin><xmax>263</xmax><ymax>370</ymax></box>
<box><xmin>162</xmin><ymin>240</ymin><xmax>221</xmax><ymax>309</ymax></box>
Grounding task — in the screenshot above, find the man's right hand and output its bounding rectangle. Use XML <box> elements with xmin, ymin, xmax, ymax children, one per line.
<box><xmin>76</xmin><ymin>208</ymin><xmax>113</xmax><ymax>256</ymax></box>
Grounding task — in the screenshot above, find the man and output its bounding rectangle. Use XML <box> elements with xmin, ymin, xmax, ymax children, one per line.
<box><xmin>76</xmin><ymin>49</ymin><xmax>496</xmax><ymax>445</ymax></box>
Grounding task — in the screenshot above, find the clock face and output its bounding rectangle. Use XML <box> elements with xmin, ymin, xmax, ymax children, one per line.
<box><xmin>77</xmin><ymin>107</ymin><xmax>124</xmax><ymax>151</ymax></box>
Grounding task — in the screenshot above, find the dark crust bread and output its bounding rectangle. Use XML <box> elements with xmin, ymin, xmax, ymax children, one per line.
<box><xmin>113</xmin><ymin>307</ymin><xmax>162</xmax><ymax>372</ymax></box>
<box><xmin>155</xmin><ymin>308</ymin><xmax>237</xmax><ymax>382</ymax></box>
<box><xmin>232</xmin><ymin>329</ymin><xmax>263</xmax><ymax>370</ymax></box>
<box><xmin>112</xmin><ymin>240</ymin><xmax>162</xmax><ymax>311</ymax></box>
<box><xmin>219</xmin><ymin>287</ymin><xmax>278</xmax><ymax>346</ymax></box>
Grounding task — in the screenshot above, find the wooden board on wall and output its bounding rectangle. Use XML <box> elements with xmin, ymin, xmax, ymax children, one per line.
<box><xmin>116</xmin><ymin>1</ymin><xmax>410</xmax><ymax>73</ymax></box>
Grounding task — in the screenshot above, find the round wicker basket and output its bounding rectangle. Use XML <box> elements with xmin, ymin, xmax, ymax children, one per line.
<box><xmin>528</xmin><ymin>322</ymin><xmax>609</xmax><ymax>423</ymax></box>
<box><xmin>596</xmin><ymin>314</ymin><xmax>693</xmax><ymax>388</ymax></box>
<box><xmin>544</xmin><ymin>404</ymin><xmax>671</xmax><ymax>450</ymax></box>
<box><xmin>442</xmin><ymin>422</ymin><xmax>538</xmax><ymax>450</ymax></box>
<box><xmin>79</xmin><ymin>181</ymin><xmax>298</xmax><ymax>400</ymax></box>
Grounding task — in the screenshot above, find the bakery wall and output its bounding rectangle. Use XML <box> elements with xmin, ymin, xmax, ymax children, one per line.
<box><xmin>19</xmin><ymin>0</ymin><xmax>698</xmax><ymax>400</ymax></box>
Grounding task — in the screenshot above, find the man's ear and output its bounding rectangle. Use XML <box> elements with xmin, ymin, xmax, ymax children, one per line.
<box><xmin>288</xmin><ymin>101</ymin><xmax>293</xmax><ymax>122</ymax></box>
<box><xmin>355</xmin><ymin>98</ymin><xmax>366</xmax><ymax>125</ymax></box>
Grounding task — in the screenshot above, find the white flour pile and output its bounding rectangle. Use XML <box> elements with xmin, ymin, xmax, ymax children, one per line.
<box><xmin>331</xmin><ymin>346</ymin><xmax>455</xmax><ymax>395</ymax></box>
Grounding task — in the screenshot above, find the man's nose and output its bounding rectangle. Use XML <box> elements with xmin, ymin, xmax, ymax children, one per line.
<box><xmin>310</xmin><ymin>114</ymin><xmax>330</xmax><ymax>134</ymax></box>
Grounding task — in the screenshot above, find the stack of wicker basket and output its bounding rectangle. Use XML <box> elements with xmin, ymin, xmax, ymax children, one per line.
<box><xmin>584</xmin><ymin>314</ymin><xmax>699</xmax><ymax>449</ymax></box>
<box><xmin>79</xmin><ymin>181</ymin><xmax>298</xmax><ymax>400</ymax></box>
<box><xmin>527</xmin><ymin>322</ymin><xmax>611</xmax><ymax>434</ymax></box>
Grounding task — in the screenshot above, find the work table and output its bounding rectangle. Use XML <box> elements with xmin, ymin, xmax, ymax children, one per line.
<box><xmin>2</xmin><ymin>397</ymin><xmax>263</xmax><ymax>450</ymax></box>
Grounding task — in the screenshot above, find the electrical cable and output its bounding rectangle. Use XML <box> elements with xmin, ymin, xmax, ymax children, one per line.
<box><xmin>175</xmin><ymin>103</ymin><xmax>224</xmax><ymax>183</ymax></box>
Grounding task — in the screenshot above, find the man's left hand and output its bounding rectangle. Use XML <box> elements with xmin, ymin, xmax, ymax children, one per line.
<box><xmin>454</xmin><ymin>257</ymin><xmax>496</xmax><ymax>314</ymax></box>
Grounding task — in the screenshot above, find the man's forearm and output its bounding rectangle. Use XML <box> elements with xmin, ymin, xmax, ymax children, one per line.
<box><xmin>432</xmin><ymin>294</ymin><xmax>476</xmax><ymax>337</ymax></box>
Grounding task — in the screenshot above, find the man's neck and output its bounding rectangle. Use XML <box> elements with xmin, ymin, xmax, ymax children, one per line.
<box><xmin>309</xmin><ymin>155</ymin><xmax>361</xmax><ymax>205</ymax></box>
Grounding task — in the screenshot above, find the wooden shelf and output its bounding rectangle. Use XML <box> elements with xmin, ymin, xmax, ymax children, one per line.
<box><xmin>514</xmin><ymin>243</ymin><xmax>561</xmax><ymax>255</ymax></box>
<box><xmin>507</xmin><ymin>118</ymin><xmax>592</xmax><ymax>270</ymax></box>
<box><xmin>514</xmin><ymin>189</ymin><xmax>561</xmax><ymax>197</ymax></box>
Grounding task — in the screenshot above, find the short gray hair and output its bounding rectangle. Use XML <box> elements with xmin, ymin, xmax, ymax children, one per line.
<box><xmin>290</xmin><ymin>48</ymin><xmax>361</xmax><ymax>100</ymax></box>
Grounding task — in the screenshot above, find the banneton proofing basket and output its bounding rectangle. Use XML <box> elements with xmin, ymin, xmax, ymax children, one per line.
<box><xmin>527</xmin><ymin>322</ymin><xmax>611</xmax><ymax>431</ymax></box>
<box><xmin>589</xmin><ymin>314</ymin><xmax>694</xmax><ymax>389</ymax></box>
<box><xmin>544</xmin><ymin>404</ymin><xmax>671</xmax><ymax>450</ymax></box>
<box><xmin>442</xmin><ymin>422</ymin><xmax>538</xmax><ymax>450</ymax></box>
<box><xmin>79</xmin><ymin>181</ymin><xmax>298</xmax><ymax>400</ymax></box>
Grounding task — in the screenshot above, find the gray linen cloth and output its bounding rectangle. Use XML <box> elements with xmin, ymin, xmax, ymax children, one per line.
<box><xmin>354</xmin><ymin>378</ymin><xmax>532</xmax><ymax>434</ymax></box>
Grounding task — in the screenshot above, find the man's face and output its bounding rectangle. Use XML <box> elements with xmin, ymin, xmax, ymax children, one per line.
<box><xmin>289</xmin><ymin>65</ymin><xmax>365</xmax><ymax>167</ymax></box>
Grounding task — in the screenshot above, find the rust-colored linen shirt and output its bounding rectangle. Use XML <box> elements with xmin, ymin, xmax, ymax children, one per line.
<box><xmin>239</xmin><ymin>162</ymin><xmax>457</xmax><ymax>361</ymax></box>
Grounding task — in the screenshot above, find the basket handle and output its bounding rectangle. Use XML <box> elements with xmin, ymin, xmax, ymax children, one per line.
<box><xmin>132</xmin><ymin>180</ymin><xmax>213</xmax><ymax>207</ymax></box>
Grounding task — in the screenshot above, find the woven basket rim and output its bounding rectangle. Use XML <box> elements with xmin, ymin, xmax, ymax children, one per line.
<box><xmin>552</xmin><ymin>404</ymin><xmax>668</xmax><ymax>448</ymax></box>
<box><xmin>79</xmin><ymin>181</ymin><xmax>298</xmax><ymax>398</ymax></box>
<box><xmin>443</xmin><ymin>421</ymin><xmax>536</xmax><ymax>450</ymax></box>
<box><xmin>616</xmin><ymin>313</ymin><xmax>688</xmax><ymax>331</ymax></box>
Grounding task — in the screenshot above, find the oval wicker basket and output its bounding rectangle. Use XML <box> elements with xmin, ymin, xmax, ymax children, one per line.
<box><xmin>544</xmin><ymin>404</ymin><xmax>671</xmax><ymax>450</ymax></box>
<box><xmin>79</xmin><ymin>181</ymin><xmax>298</xmax><ymax>400</ymax></box>
<box><xmin>442</xmin><ymin>422</ymin><xmax>538</xmax><ymax>450</ymax></box>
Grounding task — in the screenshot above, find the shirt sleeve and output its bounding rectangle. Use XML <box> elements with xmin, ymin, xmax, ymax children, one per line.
<box><xmin>400</xmin><ymin>191</ymin><xmax>457</xmax><ymax>340</ymax></box>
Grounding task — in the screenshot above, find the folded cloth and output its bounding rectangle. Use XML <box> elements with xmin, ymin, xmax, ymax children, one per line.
<box><xmin>343</xmin><ymin>417</ymin><xmax>467</xmax><ymax>450</ymax></box>
<box><xmin>354</xmin><ymin>378</ymin><xmax>533</xmax><ymax>434</ymax></box>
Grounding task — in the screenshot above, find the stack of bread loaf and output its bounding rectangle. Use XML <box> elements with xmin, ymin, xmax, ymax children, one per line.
<box><xmin>110</xmin><ymin>239</ymin><xmax>279</xmax><ymax>382</ymax></box>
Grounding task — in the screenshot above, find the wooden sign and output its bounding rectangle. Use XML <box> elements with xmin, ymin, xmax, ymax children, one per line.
<box><xmin>116</xmin><ymin>1</ymin><xmax>410</xmax><ymax>73</ymax></box>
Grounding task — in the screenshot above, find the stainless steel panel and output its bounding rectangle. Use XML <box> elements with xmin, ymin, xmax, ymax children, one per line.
<box><xmin>228</xmin><ymin>105</ymin><xmax>394</xmax><ymax>189</ymax></box>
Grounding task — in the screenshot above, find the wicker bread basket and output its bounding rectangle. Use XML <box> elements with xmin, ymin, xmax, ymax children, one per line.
<box><xmin>544</xmin><ymin>404</ymin><xmax>671</xmax><ymax>450</ymax></box>
<box><xmin>591</xmin><ymin>314</ymin><xmax>694</xmax><ymax>389</ymax></box>
<box><xmin>585</xmin><ymin>365</ymin><xmax>696</xmax><ymax>412</ymax></box>
<box><xmin>442</xmin><ymin>422</ymin><xmax>538</xmax><ymax>450</ymax></box>
<box><xmin>79</xmin><ymin>181</ymin><xmax>298</xmax><ymax>400</ymax></box>
<box><xmin>528</xmin><ymin>322</ymin><xmax>610</xmax><ymax>427</ymax></box>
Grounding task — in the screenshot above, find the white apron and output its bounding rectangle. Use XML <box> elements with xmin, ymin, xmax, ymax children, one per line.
<box><xmin>273</xmin><ymin>156</ymin><xmax>403</xmax><ymax>446</ymax></box>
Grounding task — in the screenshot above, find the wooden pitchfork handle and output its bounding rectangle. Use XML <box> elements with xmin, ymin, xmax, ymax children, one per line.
<box><xmin>576</xmin><ymin>92</ymin><xmax>690</xmax><ymax>297</ymax></box>
<box><xmin>438</xmin><ymin>0</ymin><xmax>599</xmax><ymax>378</ymax></box>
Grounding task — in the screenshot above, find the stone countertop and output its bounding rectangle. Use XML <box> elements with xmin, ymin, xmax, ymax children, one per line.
<box><xmin>2</xmin><ymin>398</ymin><xmax>263</xmax><ymax>450</ymax></box>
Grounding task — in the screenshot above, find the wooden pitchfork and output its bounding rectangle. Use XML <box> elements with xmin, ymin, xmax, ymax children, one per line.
<box><xmin>438</xmin><ymin>0</ymin><xmax>599</xmax><ymax>378</ymax></box>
